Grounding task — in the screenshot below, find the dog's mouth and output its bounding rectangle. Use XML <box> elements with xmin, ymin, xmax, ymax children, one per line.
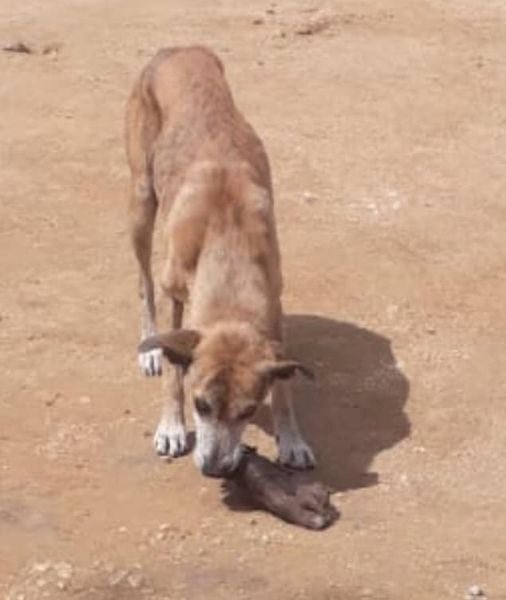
<box><xmin>201</xmin><ymin>462</ymin><xmax>237</xmax><ymax>479</ymax></box>
<box><xmin>198</xmin><ymin>445</ymin><xmax>250</xmax><ymax>479</ymax></box>
<box><xmin>222</xmin><ymin>445</ymin><xmax>256</xmax><ymax>479</ymax></box>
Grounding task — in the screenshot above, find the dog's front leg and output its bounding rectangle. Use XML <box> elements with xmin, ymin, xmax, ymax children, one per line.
<box><xmin>271</xmin><ymin>381</ymin><xmax>316</xmax><ymax>470</ymax></box>
<box><xmin>154</xmin><ymin>364</ymin><xmax>187</xmax><ymax>457</ymax></box>
<box><xmin>153</xmin><ymin>298</ymin><xmax>189</xmax><ymax>457</ymax></box>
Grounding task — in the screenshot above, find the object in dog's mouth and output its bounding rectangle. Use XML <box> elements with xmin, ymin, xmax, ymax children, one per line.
<box><xmin>226</xmin><ymin>446</ymin><xmax>338</xmax><ymax>530</ymax></box>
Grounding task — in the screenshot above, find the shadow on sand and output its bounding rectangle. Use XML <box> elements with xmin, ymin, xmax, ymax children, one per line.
<box><xmin>227</xmin><ymin>313</ymin><xmax>410</xmax><ymax>499</ymax></box>
<box><xmin>222</xmin><ymin>313</ymin><xmax>410</xmax><ymax>523</ymax></box>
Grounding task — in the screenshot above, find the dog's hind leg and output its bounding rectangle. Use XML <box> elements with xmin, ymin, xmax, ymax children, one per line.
<box><xmin>126</xmin><ymin>76</ymin><xmax>162</xmax><ymax>376</ymax></box>
<box><xmin>130</xmin><ymin>177</ymin><xmax>161</xmax><ymax>376</ymax></box>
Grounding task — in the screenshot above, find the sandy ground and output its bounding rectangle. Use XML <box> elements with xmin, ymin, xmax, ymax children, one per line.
<box><xmin>1</xmin><ymin>0</ymin><xmax>506</xmax><ymax>598</ymax></box>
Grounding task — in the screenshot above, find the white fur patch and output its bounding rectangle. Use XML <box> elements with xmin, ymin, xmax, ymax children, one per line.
<box><xmin>138</xmin><ymin>348</ymin><xmax>163</xmax><ymax>377</ymax></box>
<box><xmin>193</xmin><ymin>413</ymin><xmax>244</xmax><ymax>475</ymax></box>
<box><xmin>153</xmin><ymin>419</ymin><xmax>187</xmax><ymax>457</ymax></box>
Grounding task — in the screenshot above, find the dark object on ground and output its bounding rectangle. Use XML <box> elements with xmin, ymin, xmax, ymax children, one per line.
<box><xmin>227</xmin><ymin>447</ymin><xmax>338</xmax><ymax>530</ymax></box>
<box><xmin>294</xmin><ymin>17</ymin><xmax>333</xmax><ymax>36</ymax></box>
<box><xmin>42</xmin><ymin>43</ymin><xmax>62</xmax><ymax>55</ymax></box>
<box><xmin>2</xmin><ymin>42</ymin><xmax>33</xmax><ymax>54</ymax></box>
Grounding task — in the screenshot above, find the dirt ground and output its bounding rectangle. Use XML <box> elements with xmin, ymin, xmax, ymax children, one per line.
<box><xmin>1</xmin><ymin>0</ymin><xmax>506</xmax><ymax>598</ymax></box>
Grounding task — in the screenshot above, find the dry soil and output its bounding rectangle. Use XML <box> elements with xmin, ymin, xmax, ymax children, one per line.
<box><xmin>1</xmin><ymin>0</ymin><xmax>506</xmax><ymax>598</ymax></box>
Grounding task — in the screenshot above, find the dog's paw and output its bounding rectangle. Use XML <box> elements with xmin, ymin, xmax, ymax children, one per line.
<box><xmin>154</xmin><ymin>420</ymin><xmax>188</xmax><ymax>457</ymax></box>
<box><xmin>277</xmin><ymin>433</ymin><xmax>316</xmax><ymax>470</ymax></box>
<box><xmin>138</xmin><ymin>348</ymin><xmax>163</xmax><ymax>377</ymax></box>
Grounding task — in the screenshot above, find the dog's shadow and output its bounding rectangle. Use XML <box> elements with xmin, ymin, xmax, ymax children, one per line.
<box><xmin>253</xmin><ymin>313</ymin><xmax>411</xmax><ymax>494</ymax></box>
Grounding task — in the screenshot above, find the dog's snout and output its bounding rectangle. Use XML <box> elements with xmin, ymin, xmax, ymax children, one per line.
<box><xmin>200</xmin><ymin>455</ymin><xmax>236</xmax><ymax>478</ymax></box>
<box><xmin>193</xmin><ymin>417</ymin><xmax>245</xmax><ymax>477</ymax></box>
<box><xmin>196</xmin><ymin>444</ymin><xmax>242</xmax><ymax>478</ymax></box>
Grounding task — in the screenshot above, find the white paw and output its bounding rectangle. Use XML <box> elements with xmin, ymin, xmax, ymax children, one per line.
<box><xmin>153</xmin><ymin>420</ymin><xmax>188</xmax><ymax>457</ymax></box>
<box><xmin>138</xmin><ymin>348</ymin><xmax>163</xmax><ymax>377</ymax></box>
<box><xmin>277</xmin><ymin>433</ymin><xmax>316</xmax><ymax>470</ymax></box>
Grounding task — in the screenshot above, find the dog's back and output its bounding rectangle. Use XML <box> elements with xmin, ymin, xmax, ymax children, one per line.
<box><xmin>127</xmin><ymin>46</ymin><xmax>282</xmax><ymax>337</ymax></box>
<box><xmin>126</xmin><ymin>46</ymin><xmax>272</xmax><ymax>213</ymax></box>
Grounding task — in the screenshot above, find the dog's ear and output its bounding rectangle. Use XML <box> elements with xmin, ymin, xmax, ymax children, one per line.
<box><xmin>259</xmin><ymin>360</ymin><xmax>315</xmax><ymax>383</ymax></box>
<box><xmin>139</xmin><ymin>330</ymin><xmax>201</xmax><ymax>368</ymax></box>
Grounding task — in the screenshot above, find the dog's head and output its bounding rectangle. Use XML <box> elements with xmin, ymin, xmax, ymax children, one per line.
<box><xmin>140</xmin><ymin>322</ymin><xmax>313</xmax><ymax>477</ymax></box>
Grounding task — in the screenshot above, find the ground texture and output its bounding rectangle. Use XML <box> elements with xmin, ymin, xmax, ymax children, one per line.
<box><xmin>1</xmin><ymin>0</ymin><xmax>506</xmax><ymax>598</ymax></box>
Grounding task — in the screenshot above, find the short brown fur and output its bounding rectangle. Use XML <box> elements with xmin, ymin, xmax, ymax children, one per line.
<box><xmin>127</xmin><ymin>46</ymin><xmax>315</xmax><ymax>475</ymax></box>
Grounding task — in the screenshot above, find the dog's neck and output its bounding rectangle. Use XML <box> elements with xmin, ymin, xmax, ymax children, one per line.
<box><xmin>188</xmin><ymin>271</ymin><xmax>276</xmax><ymax>339</ymax></box>
<box><xmin>187</xmin><ymin>182</ymin><xmax>282</xmax><ymax>340</ymax></box>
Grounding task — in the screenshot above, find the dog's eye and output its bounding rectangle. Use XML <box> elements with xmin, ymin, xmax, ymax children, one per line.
<box><xmin>195</xmin><ymin>396</ymin><xmax>212</xmax><ymax>417</ymax></box>
<box><xmin>237</xmin><ymin>404</ymin><xmax>257</xmax><ymax>421</ymax></box>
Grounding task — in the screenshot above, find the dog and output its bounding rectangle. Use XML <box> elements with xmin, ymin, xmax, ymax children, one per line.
<box><xmin>126</xmin><ymin>46</ymin><xmax>315</xmax><ymax>477</ymax></box>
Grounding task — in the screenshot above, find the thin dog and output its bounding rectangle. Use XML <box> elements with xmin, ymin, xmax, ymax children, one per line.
<box><xmin>126</xmin><ymin>46</ymin><xmax>315</xmax><ymax>477</ymax></box>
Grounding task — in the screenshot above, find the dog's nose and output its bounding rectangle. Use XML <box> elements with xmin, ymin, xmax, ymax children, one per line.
<box><xmin>201</xmin><ymin>464</ymin><xmax>223</xmax><ymax>478</ymax></box>
<box><xmin>201</xmin><ymin>456</ymin><xmax>235</xmax><ymax>478</ymax></box>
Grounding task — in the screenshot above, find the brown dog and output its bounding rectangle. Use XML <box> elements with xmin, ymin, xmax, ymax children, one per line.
<box><xmin>126</xmin><ymin>46</ymin><xmax>315</xmax><ymax>476</ymax></box>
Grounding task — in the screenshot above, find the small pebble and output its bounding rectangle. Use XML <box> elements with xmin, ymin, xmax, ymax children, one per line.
<box><xmin>466</xmin><ymin>585</ymin><xmax>486</xmax><ymax>599</ymax></box>
<box><xmin>2</xmin><ymin>42</ymin><xmax>32</xmax><ymax>54</ymax></box>
<box><xmin>54</xmin><ymin>561</ymin><xmax>73</xmax><ymax>579</ymax></box>
<box><xmin>127</xmin><ymin>572</ymin><xmax>144</xmax><ymax>588</ymax></box>
<box><xmin>44</xmin><ymin>393</ymin><xmax>61</xmax><ymax>407</ymax></box>
<box><xmin>252</xmin><ymin>17</ymin><xmax>264</xmax><ymax>25</ymax></box>
<box><xmin>302</xmin><ymin>191</ymin><xmax>319</xmax><ymax>204</ymax></box>
<box><xmin>118</xmin><ymin>526</ymin><xmax>128</xmax><ymax>534</ymax></box>
<box><xmin>42</xmin><ymin>42</ymin><xmax>61</xmax><ymax>55</ymax></box>
<box><xmin>294</xmin><ymin>17</ymin><xmax>332</xmax><ymax>36</ymax></box>
<box><xmin>31</xmin><ymin>562</ymin><xmax>51</xmax><ymax>574</ymax></box>
<box><xmin>109</xmin><ymin>570</ymin><xmax>129</xmax><ymax>587</ymax></box>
